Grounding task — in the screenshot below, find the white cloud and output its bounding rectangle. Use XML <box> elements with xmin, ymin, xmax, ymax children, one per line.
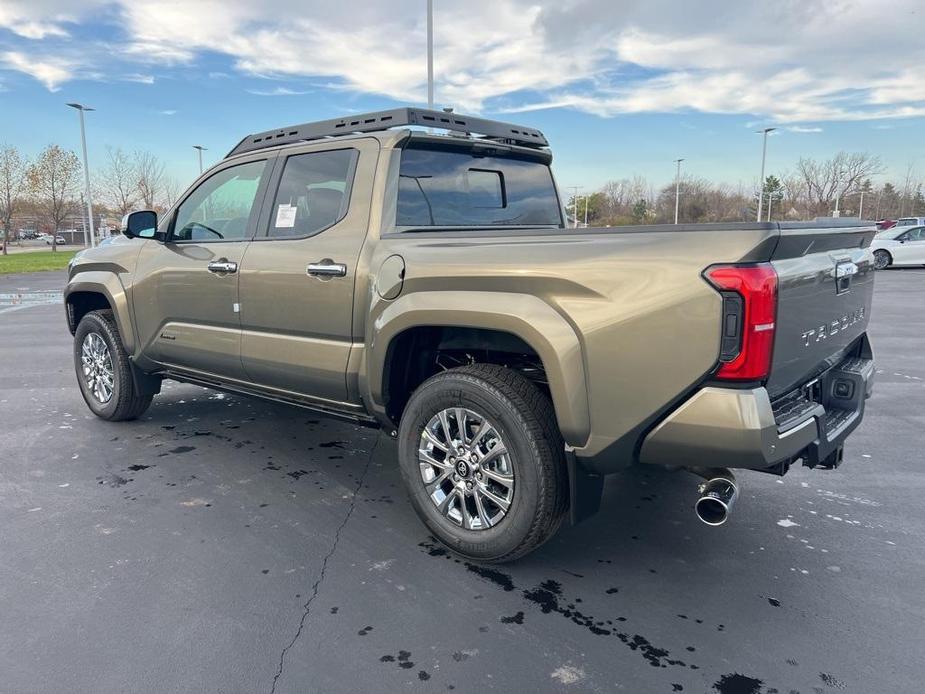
<box><xmin>0</xmin><ymin>1</ymin><xmax>105</xmax><ymax>39</ymax></box>
<box><xmin>0</xmin><ymin>50</ymin><xmax>74</xmax><ymax>90</ymax></box>
<box><xmin>122</xmin><ymin>73</ymin><xmax>155</xmax><ymax>84</ymax></box>
<box><xmin>158</xmin><ymin>109</ymin><xmax>176</xmax><ymax>115</ymax></box>
<box><xmin>246</xmin><ymin>86</ymin><xmax>312</xmax><ymax>96</ymax></box>
<box><xmin>1</xmin><ymin>0</ymin><xmax>923</xmax><ymax>124</ymax></box>
<box><xmin>787</xmin><ymin>126</ymin><xmax>823</xmax><ymax>133</ymax></box>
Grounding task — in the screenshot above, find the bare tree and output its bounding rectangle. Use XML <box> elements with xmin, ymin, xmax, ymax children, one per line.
<box><xmin>135</xmin><ymin>151</ymin><xmax>165</xmax><ymax>209</ymax></box>
<box><xmin>27</xmin><ymin>145</ymin><xmax>81</xmax><ymax>252</ymax></box>
<box><xmin>796</xmin><ymin>152</ymin><xmax>882</xmax><ymax>218</ymax></box>
<box><xmin>0</xmin><ymin>145</ymin><xmax>27</xmax><ymax>256</ymax></box>
<box><xmin>100</xmin><ymin>147</ymin><xmax>139</xmax><ymax>217</ymax></box>
<box><xmin>898</xmin><ymin>162</ymin><xmax>920</xmax><ymax>217</ymax></box>
<box><xmin>159</xmin><ymin>175</ymin><xmax>182</xmax><ymax>211</ymax></box>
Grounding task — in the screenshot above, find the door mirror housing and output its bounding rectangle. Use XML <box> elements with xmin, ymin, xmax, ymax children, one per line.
<box><xmin>121</xmin><ymin>210</ymin><xmax>161</xmax><ymax>240</ymax></box>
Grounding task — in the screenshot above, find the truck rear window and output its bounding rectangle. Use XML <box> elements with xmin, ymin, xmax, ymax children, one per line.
<box><xmin>396</xmin><ymin>144</ymin><xmax>562</xmax><ymax>228</ymax></box>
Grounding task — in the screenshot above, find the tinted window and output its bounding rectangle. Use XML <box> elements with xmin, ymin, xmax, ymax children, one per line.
<box><xmin>172</xmin><ymin>160</ymin><xmax>267</xmax><ymax>242</ymax></box>
<box><xmin>267</xmin><ymin>149</ymin><xmax>358</xmax><ymax>238</ymax></box>
<box><xmin>396</xmin><ymin>145</ymin><xmax>562</xmax><ymax>227</ymax></box>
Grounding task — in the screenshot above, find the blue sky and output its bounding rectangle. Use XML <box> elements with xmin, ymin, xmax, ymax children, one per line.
<box><xmin>1</xmin><ymin>1</ymin><xmax>923</xmax><ymax>194</ymax></box>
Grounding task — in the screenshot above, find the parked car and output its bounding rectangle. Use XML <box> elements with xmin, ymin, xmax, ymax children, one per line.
<box><xmin>64</xmin><ymin>107</ymin><xmax>877</xmax><ymax>562</ymax></box>
<box><xmin>872</xmin><ymin>225</ymin><xmax>925</xmax><ymax>269</ymax></box>
<box><xmin>44</xmin><ymin>235</ymin><xmax>67</xmax><ymax>245</ymax></box>
<box><xmin>895</xmin><ymin>216</ymin><xmax>925</xmax><ymax>227</ymax></box>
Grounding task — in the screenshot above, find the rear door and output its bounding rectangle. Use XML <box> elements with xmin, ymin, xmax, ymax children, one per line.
<box><xmin>237</xmin><ymin>138</ymin><xmax>378</xmax><ymax>404</ymax></box>
<box><xmin>765</xmin><ymin>223</ymin><xmax>877</xmax><ymax>398</ymax></box>
<box><xmin>132</xmin><ymin>156</ymin><xmax>273</xmax><ymax>380</ymax></box>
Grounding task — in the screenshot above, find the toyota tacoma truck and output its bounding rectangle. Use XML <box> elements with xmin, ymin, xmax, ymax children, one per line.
<box><xmin>65</xmin><ymin>107</ymin><xmax>876</xmax><ymax>562</ymax></box>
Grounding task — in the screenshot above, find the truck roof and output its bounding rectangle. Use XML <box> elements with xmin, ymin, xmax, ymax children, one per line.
<box><xmin>225</xmin><ymin>107</ymin><xmax>550</xmax><ymax>158</ymax></box>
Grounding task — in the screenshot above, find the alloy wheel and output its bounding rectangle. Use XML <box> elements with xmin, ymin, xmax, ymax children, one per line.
<box><xmin>81</xmin><ymin>332</ymin><xmax>114</xmax><ymax>403</ymax></box>
<box><xmin>418</xmin><ymin>407</ymin><xmax>514</xmax><ymax>530</ymax></box>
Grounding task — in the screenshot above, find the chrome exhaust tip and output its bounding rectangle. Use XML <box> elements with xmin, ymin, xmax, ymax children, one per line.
<box><xmin>694</xmin><ymin>474</ymin><xmax>738</xmax><ymax>526</ymax></box>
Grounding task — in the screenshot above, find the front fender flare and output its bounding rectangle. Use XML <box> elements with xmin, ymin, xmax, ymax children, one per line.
<box><xmin>366</xmin><ymin>291</ymin><xmax>590</xmax><ymax>447</ymax></box>
<box><xmin>65</xmin><ymin>272</ymin><xmax>135</xmax><ymax>355</ymax></box>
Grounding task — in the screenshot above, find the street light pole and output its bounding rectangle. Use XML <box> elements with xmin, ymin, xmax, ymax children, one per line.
<box><xmin>568</xmin><ymin>186</ymin><xmax>582</xmax><ymax>228</ymax></box>
<box><xmin>584</xmin><ymin>194</ymin><xmax>589</xmax><ymax>227</ymax></box>
<box><xmin>673</xmin><ymin>158</ymin><xmax>684</xmax><ymax>225</ymax></box>
<box><xmin>67</xmin><ymin>103</ymin><xmax>96</xmax><ymax>248</ymax></box>
<box><xmin>859</xmin><ymin>190</ymin><xmax>865</xmax><ymax>219</ymax></box>
<box><xmin>426</xmin><ymin>0</ymin><xmax>434</xmax><ymax>109</ymax></box>
<box><xmin>192</xmin><ymin>145</ymin><xmax>207</xmax><ymax>175</ymax></box>
<box><xmin>755</xmin><ymin>127</ymin><xmax>776</xmax><ymax>222</ymax></box>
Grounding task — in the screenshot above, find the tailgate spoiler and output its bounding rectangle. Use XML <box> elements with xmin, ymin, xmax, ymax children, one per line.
<box><xmin>771</xmin><ymin>220</ymin><xmax>878</xmax><ymax>260</ymax></box>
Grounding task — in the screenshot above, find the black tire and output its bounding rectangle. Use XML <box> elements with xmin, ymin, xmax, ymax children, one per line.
<box><xmin>73</xmin><ymin>310</ymin><xmax>153</xmax><ymax>421</ymax></box>
<box><xmin>398</xmin><ymin>364</ymin><xmax>568</xmax><ymax>563</ymax></box>
<box><xmin>873</xmin><ymin>249</ymin><xmax>892</xmax><ymax>270</ymax></box>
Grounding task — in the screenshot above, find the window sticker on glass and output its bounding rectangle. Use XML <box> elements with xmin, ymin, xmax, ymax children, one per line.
<box><xmin>275</xmin><ymin>203</ymin><xmax>297</xmax><ymax>228</ymax></box>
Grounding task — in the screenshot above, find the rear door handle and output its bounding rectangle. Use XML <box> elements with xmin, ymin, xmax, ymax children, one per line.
<box><xmin>307</xmin><ymin>260</ymin><xmax>347</xmax><ymax>278</ymax></box>
<box><xmin>207</xmin><ymin>260</ymin><xmax>238</xmax><ymax>274</ymax></box>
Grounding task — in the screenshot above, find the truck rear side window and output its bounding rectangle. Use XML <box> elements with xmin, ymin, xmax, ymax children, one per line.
<box><xmin>396</xmin><ymin>145</ymin><xmax>562</xmax><ymax>228</ymax></box>
<box><xmin>266</xmin><ymin>148</ymin><xmax>358</xmax><ymax>239</ymax></box>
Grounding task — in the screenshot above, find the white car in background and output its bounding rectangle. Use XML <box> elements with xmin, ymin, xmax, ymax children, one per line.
<box><xmin>871</xmin><ymin>225</ymin><xmax>925</xmax><ymax>269</ymax></box>
<box><xmin>895</xmin><ymin>217</ymin><xmax>925</xmax><ymax>227</ymax></box>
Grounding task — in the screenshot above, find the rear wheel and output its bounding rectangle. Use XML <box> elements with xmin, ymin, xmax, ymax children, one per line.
<box><xmin>398</xmin><ymin>364</ymin><xmax>567</xmax><ymax>563</ymax></box>
<box><xmin>873</xmin><ymin>250</ymin><xmax>892</xmax><ymax>270</ymax></box>
<box><xmin>74</xmin><ymin>310</ymin><xmax>153</xmax><ymax>421</ymax></box>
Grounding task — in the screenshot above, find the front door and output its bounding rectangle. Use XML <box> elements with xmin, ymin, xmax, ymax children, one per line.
<box><xmin>893</xmin><ymin>226</ymin><xmax>925</xmax><ymax>265</ymax></box>
<box><xmin>237</xmin><ymin>139</ymin><xmax>378</xmax><ymax>405</ymax></box>
<box><xmin>133</xmin><ymin>156</ymin><xmax>273</xmax><ymax>380</ymax></box>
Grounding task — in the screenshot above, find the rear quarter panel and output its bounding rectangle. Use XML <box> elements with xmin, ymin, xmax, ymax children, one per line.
<box><xmin>365</xmin><ymin>224</ymin><xmax>778</xmax><ymax>470</ymax></box>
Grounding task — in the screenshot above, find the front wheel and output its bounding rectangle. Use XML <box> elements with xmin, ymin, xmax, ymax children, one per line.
<box><xmin>873</xmin><ymin>250</ymin><xmax>892</xmax><ymax>270</ymax></box>
<box><xmin>398</xmin><ymin>364</ymin><xmax>567</xmax><ymax>563</ymax></box>
<box><xmin>74</xmin><ymin>310</ymin><xmax>153</xmax><ymax>421</ymax></box>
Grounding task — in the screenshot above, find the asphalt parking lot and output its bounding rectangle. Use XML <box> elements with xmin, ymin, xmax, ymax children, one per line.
<box><xmin>1</xmin><ymin>269</ymin><xmax>923</xmax><ymax>694</ymax></box>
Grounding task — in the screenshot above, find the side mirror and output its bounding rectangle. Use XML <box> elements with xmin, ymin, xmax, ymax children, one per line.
<box><xmin>121</xmin><ymin>210</ymin><xmax>161</xmax><ymax>240</ymax></box>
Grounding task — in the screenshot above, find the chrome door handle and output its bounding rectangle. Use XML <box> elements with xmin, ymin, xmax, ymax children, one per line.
<box><xmin>207</xmin><ymin>260</ymin><xmax>238</xmax><ymax>274</ymax></box>
<box><xmin>307</xmin><ymin>260</ymin><xmax>347</xmax><ymax>278</ymax></box>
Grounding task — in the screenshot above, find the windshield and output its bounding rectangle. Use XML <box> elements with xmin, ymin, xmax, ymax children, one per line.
<box><xmin>396</xmin><ymin>143</ymin><xmax>563</xmax><ymax>228</ymax></box>
<box><xmin>877</xmin><ymin>226</ymin><xmax>912</xmax><ymax>239</ymax></box>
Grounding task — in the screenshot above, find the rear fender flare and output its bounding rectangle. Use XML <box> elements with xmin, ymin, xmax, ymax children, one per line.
<box><xmin>366</xmin><ymin>290</ymin><xmax>590</xmax><ymax>446</ymax></box>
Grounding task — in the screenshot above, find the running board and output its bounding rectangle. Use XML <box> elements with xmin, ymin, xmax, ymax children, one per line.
<box><xmin>157</xmin><ymin>370</ymin><xmax>380</xmax><ymax>428</ymax></box>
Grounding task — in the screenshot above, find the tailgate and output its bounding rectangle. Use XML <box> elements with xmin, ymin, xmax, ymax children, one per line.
<box><xmin>766</xmin><ymin>223</ymin><xmax>876</xmax><ymax>399</ymax></box>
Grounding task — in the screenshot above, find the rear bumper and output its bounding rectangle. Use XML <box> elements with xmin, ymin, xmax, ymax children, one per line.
<box><xmin>638</xmin><ymin>352</ymin><xmax>874</xmax><ymax>471</ymax></box>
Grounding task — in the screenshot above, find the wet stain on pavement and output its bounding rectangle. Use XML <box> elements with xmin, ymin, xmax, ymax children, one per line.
<box><xmin>358</xmin><ymin>625</ymin><xmax>373</xmax><ymax>636</ymax></box>
<box><xmin>464</xmin><ymin>562</ymin><xmax>516</xmax><ymax>592</ymax></box>
<box><xmin>167</xmin><ymin>445</ymin><xmax>195</xmax><ymax>454</ymax></box>
<box><xmin>819</xmin><ymin>673</ymin><xmax>847</xmax><ymax>689</ymax></box>
<box><xmin>379</xmin><ymin>650</ymin><xmax>415</xmax><ymax>670</ymax></box>
<box><xmin>500</xmin><ymin>611</ymin><xmax>525</xmax><ymax>624</ymax></box>
<box><xmin>98</xmin><ymin>474</ymin><xmax>129</xmax><ymax>487</ymax></box>
<box><xmin>421</xmin><ymin>540</ymin><xmax>694</xmax><ymax>671</ymax></box>
<box><xmin>127</xmin><ymin>464</ymin><xmax>152</xmax><ymax>472</ymax></box>
<box><xmin>713</xmin><ymin>673</ymin><xmax>764</xmax><ymax>694</ymax></box>
<box><xmin>767</xmin><ymin>597</ymin><xmax>781</xmax><ymax>607</ymax></box>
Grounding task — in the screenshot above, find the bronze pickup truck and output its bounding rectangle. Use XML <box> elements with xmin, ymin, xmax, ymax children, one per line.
<box><xmin>65</xmin><ymin>108</ymin><xmax>876</xmax><ymax>562</ymax></box>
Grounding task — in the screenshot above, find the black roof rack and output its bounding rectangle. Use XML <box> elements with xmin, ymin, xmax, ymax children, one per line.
<box><xmin>225</xmin><ymin>107</ymin><xmax>549</xmax><ymax>158</ymax></box>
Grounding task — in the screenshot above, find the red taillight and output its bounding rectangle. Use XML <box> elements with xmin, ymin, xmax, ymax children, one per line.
<box><xmin>706</xmin><ymin>263</ymin><xmax>778</xmax><ymax>381</ymax></box>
